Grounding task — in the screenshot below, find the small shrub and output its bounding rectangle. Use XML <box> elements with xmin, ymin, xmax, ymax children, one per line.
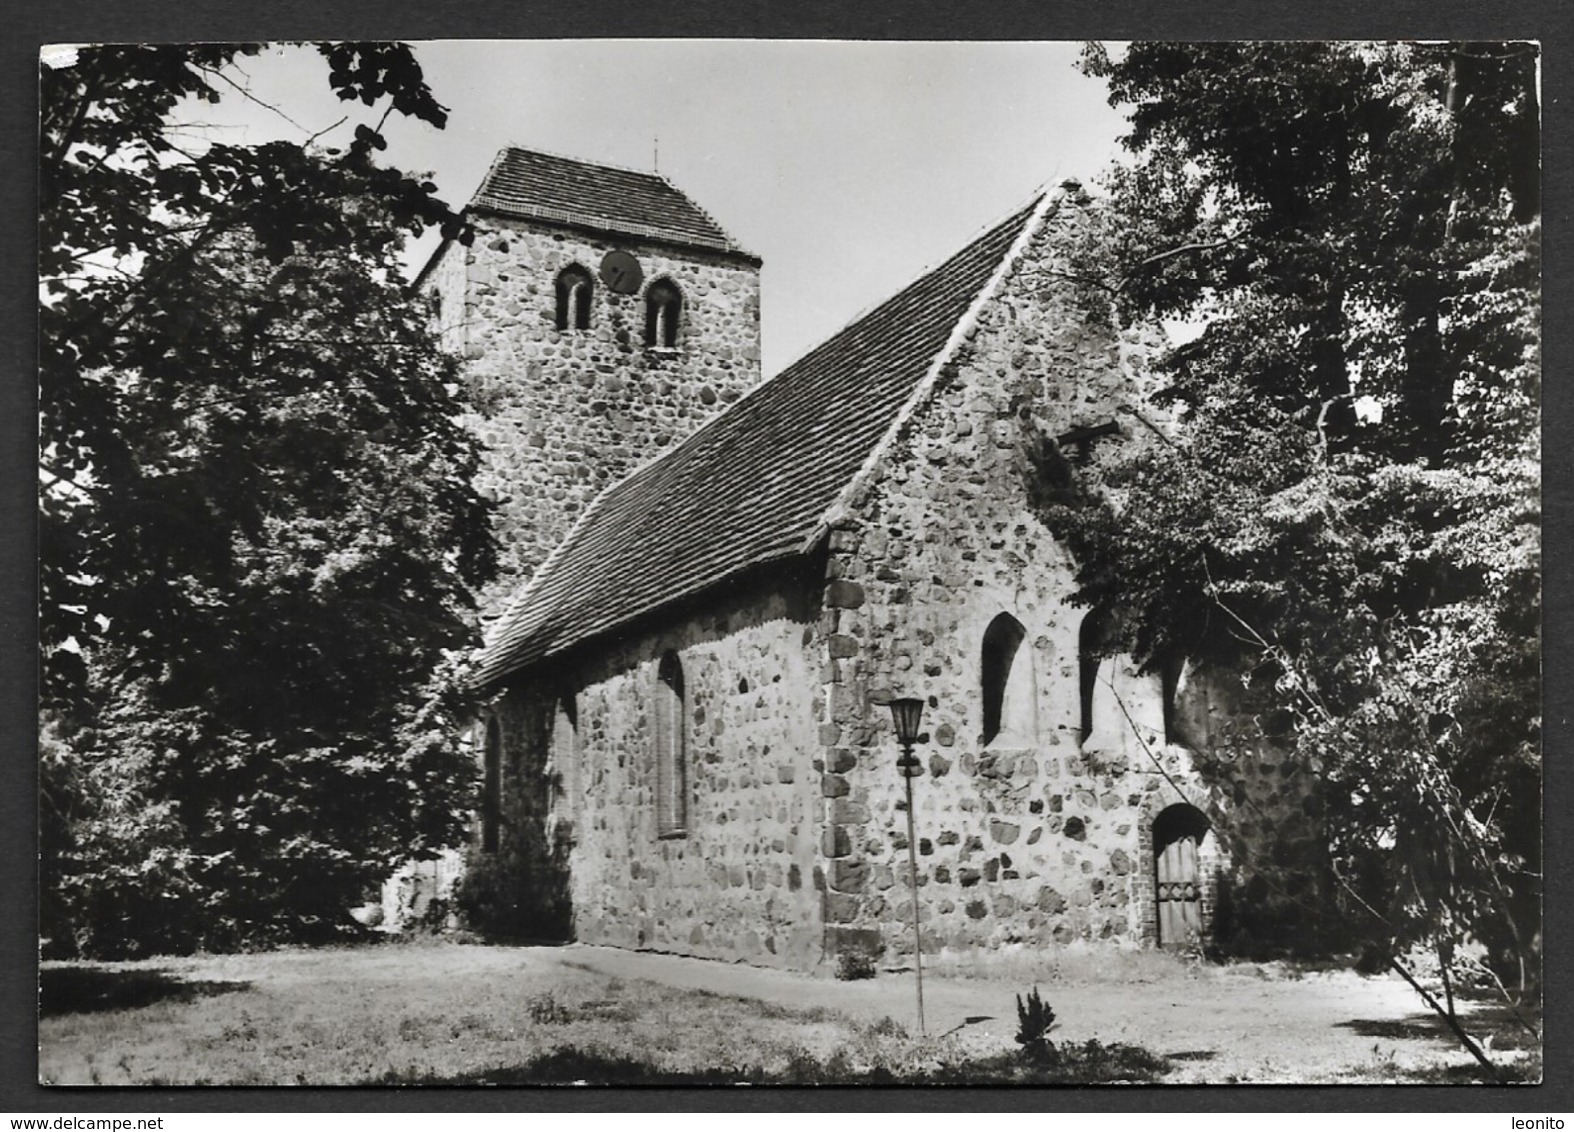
<box><xmin>868</xmin><ymin>1014</ymin><xmax>907</xmax><ymax>1038</ymax></box>
<box><xmin>782</xmin><ymin>1046</ymin><xmax>826</xmax><ymax>1083</ymax></box>
<box><xmin>1015</xmin><ymin>986</ymin><xmax>1057</xmax><ymax>1060</ymax></box>
<box><xmin>831</xmin><ymin>944</ymin><xmax>881</xmax><ymax>988</ymax></box>
<box><xmin>835</xmin><ymin>948</ymin><xmax>879</xmax><ymax>981</ymax></box>
<box><xmin>411</xmin><ymin>897</ymin><xmax>457</xmax><ymax>935</ymax></box>
<box><xmin>525</xmin><ymin>992</ymin><xmax>573</xmax><ymax>1025</ymax></box>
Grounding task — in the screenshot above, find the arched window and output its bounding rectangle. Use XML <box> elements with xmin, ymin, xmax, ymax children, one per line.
<box><xmin>1160</xmin><ymin>654</ymin><xmax>1185</xmax><ymax>746</ymax></box>
<box><xmin>654</xmin><ymin>651</ymin><xmax>688</xmax><ymax>837</ymax></box>
<box><xmin>1079</xmin><ymin>610</ymin><xmax>1111</xmax><ymax>740</ymax></box>
<box><xmin>644</xmin><ymin>279</ymin><xmax>682</xmax><ymax>347</ymax></box>
<box><xmin>551</xmin><ymin>696</ymin><xmax>578</xmax><ymax>813</ymax></box>
<box><xmin>982</xmin><ymin>613</ymin><xmax>1036</xmax><ymax>746</ymax></box>
<box><xmin>555</xmin><ymin>265</ymin><xmax>593</xmax><ymax>331</ymax></box>
<box><xmin>481</xmin><ymin>716</ymin><xmax>502</xmax><ymax>853</ymax></box>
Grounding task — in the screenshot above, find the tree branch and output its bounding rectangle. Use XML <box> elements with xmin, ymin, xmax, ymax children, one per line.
<box><xmin>1120</xmin><ymin>237</ymin><xmax>1238</xmax><ymax>290</ymax></box>
<box><xmin>191</xmin><ymin>60</ymin><xmax>315</xmax><ymax>136</ymax></box>
<box><xmin>1388</xmin><ymin>955</ymin><xmax>1502</xmax><ymax>1082</ymax></box>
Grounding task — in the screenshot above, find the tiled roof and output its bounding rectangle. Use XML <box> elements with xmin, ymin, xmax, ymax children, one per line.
<box><xmin>469</xmin><ymin>147</ymin><xmax>744</xmax><ymax>254</ymax></box>
<box><xmin>474</xmin><ymin>197</ymin><xmax>1047</xmax><ymax>687</ymax></box>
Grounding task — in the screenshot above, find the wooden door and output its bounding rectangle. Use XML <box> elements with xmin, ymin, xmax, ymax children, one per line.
<box><xmin>1156</xmin><ymin>835</ymin><xmax>1201</xmax><ymax>947</ymax></box>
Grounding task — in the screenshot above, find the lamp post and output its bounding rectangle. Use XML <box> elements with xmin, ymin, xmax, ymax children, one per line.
<box><xmin>888</xmin><ymin>696</ymin><xmax>926</xmax><ymax>1036</ymax></box>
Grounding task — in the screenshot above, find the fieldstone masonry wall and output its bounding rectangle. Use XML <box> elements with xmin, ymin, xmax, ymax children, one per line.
<box><xmin>1168</xmin><ymin>668</ymin><xmax>1330</xmax><ymax>954</ymax></box>
<box><xmin>488</xmin><ymin>572</ymin><xmax>828</xmax><ymax>968</ymax></box>
<box><xmin>811</xmin><ymin>201</ymin><xmax>1317</xmax><ymax>960</ymax></box>
<box><xmin>425</xmin><ymin>215</ymin><xmax>762</xmax><ymax>617</ymax></box>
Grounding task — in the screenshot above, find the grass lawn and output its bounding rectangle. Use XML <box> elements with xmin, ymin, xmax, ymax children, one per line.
<box><xmin>36</xmin><ymin>941</ymin><xmax>1539</xmax><ymax>1086</ymax></box>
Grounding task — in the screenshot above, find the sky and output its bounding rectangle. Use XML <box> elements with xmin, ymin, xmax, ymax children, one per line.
<box><xmin>184</xmin><ymin>40</ymin><xmax>1133</xmax><ymax>377</ymax></box>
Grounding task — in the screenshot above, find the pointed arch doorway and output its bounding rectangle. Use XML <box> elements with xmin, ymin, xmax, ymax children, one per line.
<box><xmin>1152</xmin><ymin>803</ymin><xmax>1210</xmax><ymax>948</ymax></box>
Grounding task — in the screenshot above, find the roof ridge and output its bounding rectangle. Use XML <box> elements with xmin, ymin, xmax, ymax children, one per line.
<box><xmin>804</xmin><ymin>190</ymin><xmax>1059</xmax><ymax>549</ymax></box>
<box><xmin>490</xmin><ymin>142</ymin><xmax>665</xmax><ymax>182</ymax></box>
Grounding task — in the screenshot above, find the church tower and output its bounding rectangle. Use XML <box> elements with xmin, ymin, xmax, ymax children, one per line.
<box><xmin>419</xmin><ymin>147</ymin><xmax>763</xmax><ymax>618</ymax></box>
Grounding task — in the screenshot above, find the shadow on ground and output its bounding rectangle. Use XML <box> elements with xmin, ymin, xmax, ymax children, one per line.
<box><xmin>1336</xmin><ymin>1011</ymin><xmax>1542</xmax><ymax>1085</ymax></box>
<box><xmin>373</xmin><ymin>1040</ymin><xmax>1173</xmax><ymax>1086</ymax></box>
<box><xmin>1337</xmin><ymin>1015</ymin><xmax>1452</xmax><ymax>1043</ymax></box>
<box><xmin>1337</xmin><ymin>1059</ymin><xmax>1541</xmax><ymax>1086</ymax></box>
<box><xmin>39</xmin><ymin>966</ymin><xmax>250</xmax><ymax>1018</ymax></box>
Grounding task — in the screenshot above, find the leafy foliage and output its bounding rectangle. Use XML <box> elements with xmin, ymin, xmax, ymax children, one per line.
<box><xmin>1056</xmin><ymin>41</ymin><xmax>1539</xmax><ymax>1012</ymax></box>
<box><xmin>40</xmin><ymin>44</ymin><xmax>495</xmax><ymax>956</ymax></box>
<box><xmin>1014</xmin><ymin>986</ymin><xmax>1057</xmax><ymax>1054</ymax></box>
<box><xmin>834</xmin><ymin>945</ymin><xmax>880</xmax><ymax>981</ymax></box>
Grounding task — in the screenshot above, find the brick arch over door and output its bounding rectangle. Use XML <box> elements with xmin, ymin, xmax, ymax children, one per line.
<box><xmin>1133</xmin><ymin>777</ymin><xmax>1226</xmax><ymax>947</ymax></box>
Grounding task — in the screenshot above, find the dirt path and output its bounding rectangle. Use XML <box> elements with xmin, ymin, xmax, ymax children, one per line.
<box><xmin>553</xmin><ymin>944</ymin><xmax>1495</xmax><ymax>1082</ymax></box>
<box><xmin>40</xmin><ymin>942</ymin><xmax>1528</xmax><ymax>1084</ymax></box>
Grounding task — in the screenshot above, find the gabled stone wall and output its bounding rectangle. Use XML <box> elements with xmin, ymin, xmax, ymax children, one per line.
<box><xmin>810</xmin><ymin>199</ymin><xmax>1316</xmax><ymax>961</ymax></box>
<box><xmin>423</xmin><ymin>216</ymin><xmax>761</xmax><ymax>617</ymax></box>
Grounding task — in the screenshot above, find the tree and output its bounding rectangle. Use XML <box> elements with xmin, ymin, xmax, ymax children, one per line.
<box><xmin>1052</xmin><ymin>42</ymin><xmax>1540</xmax><ymax>1073</ymax></box>
<box><xmin>40</xmin><ymin>44</ymin><xmax>495</xmax><ymax>956</ymax></box>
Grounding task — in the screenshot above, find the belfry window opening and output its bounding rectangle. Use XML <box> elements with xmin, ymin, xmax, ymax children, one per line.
<box><xmin>555</xmin><ymin>265</ymin><xmax>593</xmax><ymax>331</ymax></box>
<box><xmin>645</xmin><ymin>279</ymin><xmax>682</xmax><ymax>347</ymax></box>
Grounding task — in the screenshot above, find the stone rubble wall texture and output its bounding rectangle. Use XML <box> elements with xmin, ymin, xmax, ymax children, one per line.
<box><xmin>495</xmin><ymin>573</ymin><xmax>828</xmax><ymax>968</ymax></box>
<box><xmin>424</xmin><ymin>214</ymin><xmax>762</xmax><ymax>619</ymax></box>
<box><xmin>1167</xmin><ymin>666</ymin><xmax>1330</xmax><ymax>953</ymax></box>
<box><xmin>812</xmin><ymin>201</ymin><xmax>1317</xmax><ymax>959</ymax></box>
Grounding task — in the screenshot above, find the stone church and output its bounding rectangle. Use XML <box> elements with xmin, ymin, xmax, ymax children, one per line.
<box><xmin>415</xmin><ymin>146</ymin><xmax>1321</xmax><ymax>967</ymax></box>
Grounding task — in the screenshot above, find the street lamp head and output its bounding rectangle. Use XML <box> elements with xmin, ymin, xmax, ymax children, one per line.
<box><xmin>888</xmin><ymin>697</ymin><xmax>925</xmax><ymax>747</ymax></box>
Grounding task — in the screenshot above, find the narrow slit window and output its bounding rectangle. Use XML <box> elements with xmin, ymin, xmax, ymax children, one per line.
<box><xmin>481</xmin><ymin>716</ymin><xmax>502</xmax><ymax>852</ymax></box>
<box><xmin>654</xmin><ymin>651</ymin><xmax>688</xmax><ymax>837</ymax></box>
<box><xmin>555</xmin><ymin>265</ymin><xmax>593</xmax><ymax>331</ymax></box>
<box><xmin>1079</xmin><ymin>610</ymin><xmax>1110</xmax><ymax>740</ymax></box>
<box><xmin>644</xmin><ymin>279</ymin><xmax>682</xmax><ymax>347</ymax></box>
<box><xmin>1161</xmin><ymin>655</ymin><xmax>1184</xmax><ymax>746</ymax></box>
<box><xmin>551</xmin><ymin>697</ymin><xmax>578</xmax><ymax>814</ymax></box>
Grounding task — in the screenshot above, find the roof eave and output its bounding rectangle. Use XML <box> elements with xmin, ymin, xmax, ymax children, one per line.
<box><xmin>473</xmin><ymin>548</ymin><xmax>816</xmax><ymax>690</ymax></box>
<box><xmin>469</xmin><ymin>203</ymin><xmax>762</xmax><ymax>267</ymax></box>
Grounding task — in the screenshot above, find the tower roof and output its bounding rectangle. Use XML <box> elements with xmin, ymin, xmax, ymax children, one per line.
<box><xmin>469</xmin><ymin>146</ymin><xmax>745</xmax><ymax>254</ymax></box>
<box><xmin>474</xmin><ymin>194</ymin><xmax>1054</xmax><ymax>687</ymax></box>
